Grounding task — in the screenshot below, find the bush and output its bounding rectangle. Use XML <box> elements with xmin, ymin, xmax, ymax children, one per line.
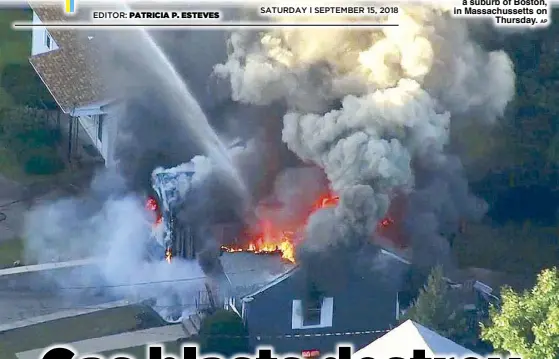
<box><xmin>14</xmin><ymin>127</ymin><xmax>61</xmax><ymax>149</ymax></box>
<box><xmin>198</xmin><ymin>309</ymin><xmax>249</xmax><ymax>356</ymax></box>
<box><xmin>0</xmin><ymin>107</ymin><xmax>65</xmax><ymax>176</ymax></box>
<box><xmin>23</xmin><ymin>149</ymin><xmax>65</xmax><ymax>175</ymax></box>
<box><xmin>1</xmin><ymin>63</ymin><xmax>57</xmax><ymax>109</ymax></box>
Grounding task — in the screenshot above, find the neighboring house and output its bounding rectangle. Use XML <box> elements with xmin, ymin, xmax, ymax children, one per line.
<box><xmin>353</xmin><ymin>320</ymin><xmax>480</xmax><ymax>358</ymax></box>
<box><xmin>215</xmin><ymin>247</ymin><xmax>410</xmax><ymax>355</ymax></box>
<box><xmin>207</xmin><ymin>247</ymin><xmax>498</xmax><ymax>355</ymax></box>
<box><xmin>28</xmin><ymin>5</ymin><xmax>117</xmax><ymax>165</ymax></box>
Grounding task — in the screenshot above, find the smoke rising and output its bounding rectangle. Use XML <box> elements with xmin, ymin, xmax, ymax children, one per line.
<box><xmin>21</xmin><ymin>25</ymin><xmax>276</xmax><ymax>322</ymax></box>
<box><xmin>20</xmin><ymin>4</ymin><xmax>517</xmax><ymax>322</ymax></box>
<box><xmin>214</xmin><ymin>5</ymin><xmax>515</xmax><ymax>274</ymax></box>
<box><xmin>255</xmin><ymin>166</ymin><xmax>329</xmax><ymax>230</ymax></box>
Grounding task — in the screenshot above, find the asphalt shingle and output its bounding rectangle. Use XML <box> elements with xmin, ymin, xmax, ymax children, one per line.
<box><xmin>28</xmin><ymin>5</ymin><xmax>105</xmax><ymax>112</ymax></box>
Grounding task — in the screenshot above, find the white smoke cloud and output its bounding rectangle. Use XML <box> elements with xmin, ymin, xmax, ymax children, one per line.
<box><xmin>18</xmin><ymin>3</ymin><xmax>518</xmax><ymax>321</ymax></box>
<box><xmin>215</xmin><ymin>5</ymin><xmax>515</xmax><ymax>268</ymax></box>
<box><xmin>23</xmin><ymin>174</ymin><xmax>208</xmax><ymax>322</ymax></box>
<box><xmin>22</xmin><ymin>140</ymin><xmax>255</xmax><ymax>322</ymax></box>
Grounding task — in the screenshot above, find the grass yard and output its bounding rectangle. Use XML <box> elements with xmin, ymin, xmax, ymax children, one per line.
<box><xmin>0</xmin><ymin>8</ymin><xmax>64</xmax><ymax>180</ymax></box>
<box><xmin>452</xmin><ymin>222</ymin><xmax>559</xmax><ymax>274</ymax></box>
<box><xmin>0</xmin><ymin>305</ymin><xmax>168</xmax><ymax>359</ymax></box>
<box><xmin>0</xmin><ymin>146</ymin><xmax>26</xmax><ymax>180</ymax></box>
<box><xmin>0</xmin><ymin>8</ymin><xmax>33</xmax><ymax>108</ymax></box>
<box><xmin>0</xmin><ymin>237</ymin><xmax>24</xmax><ymax>268</ymax></box>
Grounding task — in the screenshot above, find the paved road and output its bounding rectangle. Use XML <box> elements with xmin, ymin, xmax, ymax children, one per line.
<box><xmin>0</xmin><ymin>286</ymin><xmax>122</xmax><ymax>324</ymax></box>
<box><xmin>0</xmin><ymin>262</ymin><xmax>121</xmax><ymax>325</ymax></box>
<box><xmin>0</xmin><ymin>169</ymin><xmax>111</xmax><ymax>326</ymax></box>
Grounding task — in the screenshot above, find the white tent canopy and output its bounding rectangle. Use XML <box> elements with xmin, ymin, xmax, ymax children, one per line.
<box><xmin>353</xmin><ymin>320</ymin><xmax>479</xmax><ymax>359</ymax></box>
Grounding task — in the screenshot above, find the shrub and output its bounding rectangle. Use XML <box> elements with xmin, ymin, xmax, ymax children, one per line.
<box><xmin>198</xmin><ymin>309</ymin><xmax>249</xmax><ymax>356</ymax></box>
<box><xmin>0</xmin><ymin>63</ymin><xmax>57</xmax><ymax>109</ymax></box>
<box><xmin>22</xmin><ymin>148</ymin><xmax>65</xmax><ymax>175</ymax></box>
<box><xmin>0</xmin><ymin>107</ymin><xmax>65</xmax><ymax>176</ymax></box>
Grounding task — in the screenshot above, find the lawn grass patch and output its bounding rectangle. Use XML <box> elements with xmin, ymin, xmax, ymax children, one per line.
<box><xmin>453</xmin><ymin>222</ymin><xmax>559</xmax><ymax>274</ymax></box>
<box><xmin>0</xmin><ymin>237</ymin><xmax>24</xmax><ymax>268</ymax></box>
<box><xmin>0</xmin><ymin>305</ymin><xmax>168</xmax><ymax>359</ymax></box>
<box><xmin>0</xmin><ymin>145</ymin><xmax>25</xmax><ymax>180</ymax></box>
<box><xmin>0</xmin><ymin>8</ymin><xmax>33</xmax><ymax>107</ymax></box>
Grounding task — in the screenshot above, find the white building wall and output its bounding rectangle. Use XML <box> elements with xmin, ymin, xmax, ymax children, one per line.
<box><xmin>74</xmin><ymin>102</ymin><xmax>120</xmax><ymax>167</ymax></box>
<box><xmin>77</xmin><ymin>113</ymin><xmax>110</xmax><ymax>164</ymax></box>
<box><xmin>31</xmin><ymin>11</ymin><xmax>59</xmax><ymax>56</ymax></box>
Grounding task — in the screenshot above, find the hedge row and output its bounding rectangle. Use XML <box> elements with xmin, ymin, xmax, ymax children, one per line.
<box><xmin>0</xmin><ymin>107</ymin><xmax>65</xmax><ymax>175</ymax></box>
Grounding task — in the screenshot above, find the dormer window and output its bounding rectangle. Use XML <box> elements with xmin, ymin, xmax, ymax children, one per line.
<box><xmin>44</xmin><ymin>31</ymin><xmax>52</xmax><ymax>49</ymax></box>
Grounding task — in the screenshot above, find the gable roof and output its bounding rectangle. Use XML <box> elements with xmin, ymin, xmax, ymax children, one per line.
<box><xmin>240</xmin><ymin>248</ymin><xmax>410</xmax><ymax>300</ymax></box>
<box><xmin>28</xmin><ymin>4</ymin><xmax>106</xmax><ymax>112</ymax></box>
<box><xmin>353</xmin><ymin>320</ymin><xmax>479</xmax><ymax>358</ymax></box>
<box><xmin>219</xmin><ymin>252</ymin><xmax>296</xmax><ymax>298</ymax></box>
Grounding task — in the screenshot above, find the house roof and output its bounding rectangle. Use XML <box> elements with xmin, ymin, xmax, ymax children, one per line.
<box><xmin>28</xmin><ymin>4</ymin><xmax>105</xmax><ymax>112</ymax></box>
<box><xmin>239</xmin><ymin>248</ymin><xmax>411</xmax><ymax>300</ymax></box>
<box><xmin>353</xmin><ymin>320</ymin><xmax>479</xmax><ymax>358</ymax></box>
<box><xmin>219</xmin><ymin>252</ymin><xmax>296</xmax><ymax>298</ymax></box>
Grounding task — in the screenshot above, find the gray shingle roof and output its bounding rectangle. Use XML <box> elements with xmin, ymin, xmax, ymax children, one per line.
<box><xmin>219</xmin><ymin>252</ymin><xmax>296</xmax><ymax>298</ymax></box>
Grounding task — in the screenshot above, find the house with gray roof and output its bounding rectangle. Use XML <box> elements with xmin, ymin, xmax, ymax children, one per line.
<box><xmin>28</xmin><ymin>4</ymin><xmax>116</xmax><ymax>165</ymax></box>
<box><xmin>212</xmin><ymin>247</ymin><xmax>411</xmax><ymax>355</ymax></box>
<box><xmin>209</xmin><ymin>246</ymin><xmax>500</xmax><ymax>355</ymax></box>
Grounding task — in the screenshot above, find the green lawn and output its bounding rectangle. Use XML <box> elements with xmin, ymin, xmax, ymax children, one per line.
<box><xmin>453</xmin><ymin>222</ymin><xmax>559</xmax><ymax>274</ymax></box>
<box><xmin>0</xmin><ymin>305</ymin><xmax>168</xmax><ymax>359</ymax></box>
<box><xmin>0</xmin><ymin>237</ymin><xmax>24</xmax><ymax>268</ymax></box>
<box><xmin>0</xmin><ymin>146</ymin><xmax>26</xmax><ymax>179</ymax></box>
<box><xmin>0</xmin><ymin>8</ymin><xmax>61</xmax><ymax>180</ymax></box>
<box><xmin>0</xmin><ymin>8</ymin><xmax>33</xmax><ymax>107</ymax></box>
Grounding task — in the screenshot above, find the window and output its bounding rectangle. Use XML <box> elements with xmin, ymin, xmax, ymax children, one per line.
<box><xmin>291</xmin><ymin>297</ymin><xmax>333</xmax><ymax>329</ymax></box>
<box><xmin>44</xmin><ymin>31</ymin><xmax>52</xmax><ymax>49</ymax></box>
<box><xmin>303</xmin><ymin>296</ymin><xmax>323</xmax><ymax>326</ymax></box>
<box><xmin>97</xmin><ymin>115</ymin><xmax>105</xmax><ymax>142</ymax></box>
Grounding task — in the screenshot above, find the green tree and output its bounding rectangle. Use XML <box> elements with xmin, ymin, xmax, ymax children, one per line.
<box><xmin>481</xmin><ymin>267</ymin><xmax>559</xmax><ymax>359</ymax></box>
<box><xmin>403</xmin><ymin>266</ymin><xmax>467</xmax><ymax>340</ymax></box>
<box><xmin>198</xmin><ymin>309</ymin><xmax>249</xmax><ymax>356</ymax></box>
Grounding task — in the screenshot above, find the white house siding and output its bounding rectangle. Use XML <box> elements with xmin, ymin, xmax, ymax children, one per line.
<box><xmin>31</xmin><ymin>11</ymin><xmax>59</xmax><ymax>56</ymax></box>
<box><xmin>77</xmin><ymin>113</ymin><xmax>110</xmax><ymax>165</ymax></box>
<box><xmin>75</xmin><ymin>104</ymin><xmax>119</xmax><ymax>167</ymax></box>
<box><xmin>101</xmin><ymin>103</ymin><xmax>121</xmax><ymax>168</ymax></box>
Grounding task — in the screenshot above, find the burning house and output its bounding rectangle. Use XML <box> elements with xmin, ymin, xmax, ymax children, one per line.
<box><xmin>126</xmin><ymin>6</ymin><xmax>513</xmax><ymax>343</ymax></box>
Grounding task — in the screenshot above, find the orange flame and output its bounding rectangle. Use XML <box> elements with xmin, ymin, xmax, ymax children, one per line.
<box><xmin>146</xmin><ymin>196</ymin><xmax>163</xmax><ymax>227</ymax></box>
<box><xmin>165</xmin><ymin>247</ymin><xmax>172</xmax><ymax>263</ymax></box>
<box><xmin>148</xmin><ymin>191</ymin><xmax>397</xmax><ymax>265</ymax></box>
<box><xmin>221</xmin><ymin>193</ymin><xmax>342</xmax><ymax>263</ymax></box>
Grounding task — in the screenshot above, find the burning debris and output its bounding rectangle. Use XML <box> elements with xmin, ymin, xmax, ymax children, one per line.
<box><xmin>144</xmin><ymin>161</ymin><xmax>401</xmax><ymax>266</ymax></box>
<box><xmin>218</xmin><ymin>191</ymin><xmax>397</xmax><ymax>264</ymax></box>
<box><xmin>146</xmin><ymin>196</ymin><xmax>162</xmax><ymax>226</ymax></box>
<box><xmin>165</xmin><ymin>247</ymin><xmax>172</xmax><ymax>263</ymax></box>
<box><xmin>214</xmin><ymin>5</ymin><xmax>515</xmax><ymax>274</ymax></box>
<box><xmin>20</xmin><ymin>6</ymin><xmax>521</xmax><ymax>327</ymax></box>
